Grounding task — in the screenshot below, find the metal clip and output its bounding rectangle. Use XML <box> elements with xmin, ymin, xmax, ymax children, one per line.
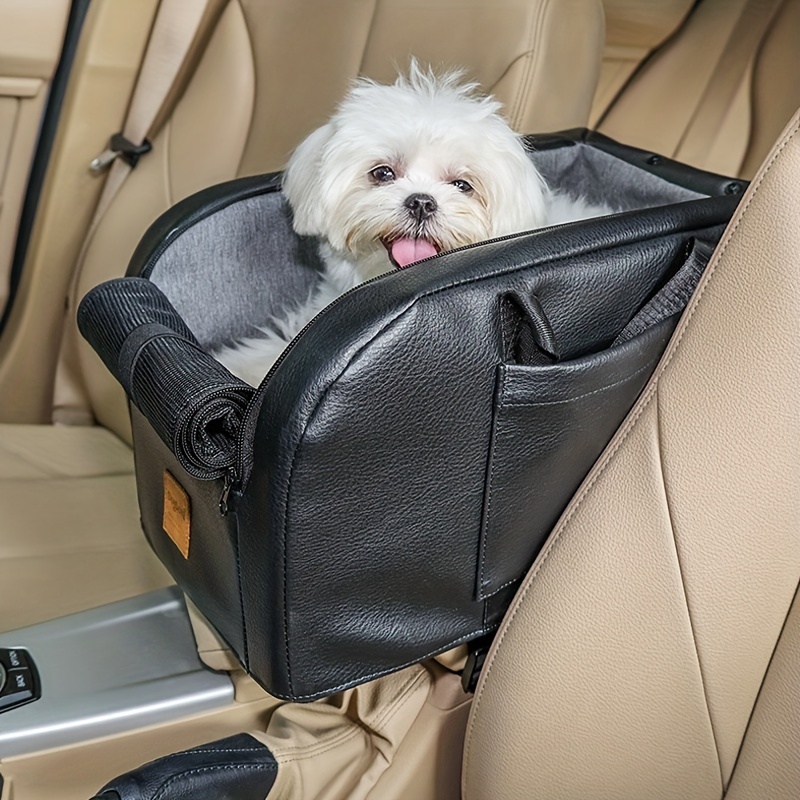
<box><xmin>89</xmin><ymin>133</ymin><xmax>153</xmax><ymax>175</ymax></box>
<box><xmin>89</xmin><ymin>148</ymin><xmax>118</xmax><ymax>175</ymax></box>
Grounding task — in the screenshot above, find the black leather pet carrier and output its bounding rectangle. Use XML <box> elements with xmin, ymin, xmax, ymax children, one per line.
<box><xmin>79</xmin><ymin>130</ymin><xmax>745</xmax><ymax>700</ymax></box>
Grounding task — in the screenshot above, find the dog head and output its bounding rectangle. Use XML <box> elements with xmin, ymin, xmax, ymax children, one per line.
<box><xmin>282</xmin><ymin>62</ymin><xmax>550</xmax><ymax>280</ymax></box>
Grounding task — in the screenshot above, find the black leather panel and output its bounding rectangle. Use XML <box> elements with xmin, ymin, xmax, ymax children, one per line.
<box><xmin>80</xmin><ymin>132</ymin><xmax>744</xmax><ymax>701</ymax></box>
<box><xmin>479</xmin><ymin>316</ymin><xmax>676</xmax><ymax>598</ymax></box>
<box><xmin>131</xmin><ymin>405</ymin><xmax>248</xmax><ymax>664</ymax></box>
<box><xmin>90</xmin><ymin>734</ymin><xmax>277</xmax><ymax>800</ymax></box>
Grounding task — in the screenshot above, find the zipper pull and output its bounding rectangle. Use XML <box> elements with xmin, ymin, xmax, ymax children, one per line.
<box><xmin>219</xmin><ymin>468</ymin><xmax>238</xmax><ymax>516</ymax></box>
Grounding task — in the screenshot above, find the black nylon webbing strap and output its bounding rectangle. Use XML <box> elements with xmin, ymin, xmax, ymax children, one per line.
<box><xmin>117</xmin><ymin>322</ymin><xmax>188</xmax><ymax>393</ymax></box>
<box><xmin>613</xmin><ymin>238</ymin><xmax>715</xmax><ymax>346</ymax></box>
<box><xmin>78</xmin><ymin>278</ymin><xmax>254</xmax><ymax>479</ymax></box>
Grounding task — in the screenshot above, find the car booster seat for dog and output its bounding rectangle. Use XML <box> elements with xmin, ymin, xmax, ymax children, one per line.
<box><xmin>78</xmin><ymin>130</ymin><xmax>745</xmax><ymax>702</ymax></box>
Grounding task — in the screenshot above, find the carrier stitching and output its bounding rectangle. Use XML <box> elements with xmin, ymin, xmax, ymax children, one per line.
<box><xmin>478</xmin><ymin>367</ymin><xmax>506</xmax><ymax>596</ymax></box>
<box><xmin>280</xmin><ymin>628</ymin><xmax>483</xmax><ymax>702</ymax></box>
<box><xmin>502</xmin><ymin>358</ymin><xmax>657</xmax><ymax>407</ymax></box>
<box><xmin>280</xmin><ymin>164</ymin><xmax>732</xmax><ymax>700</ymax></box>
<box><xmin>155</xmin><ymin>747</ymin><xmax>268</xmax><ymax>761</ymax></box>
<box><xmin>280</xmin><ymin>212</ymin><xmax>714</xmax><ymax>691</ymax></box>
<box><xmin>462</xmin><ymin>118</ymin><xmax>800</xmax><ymax>780</ymax></box>
<box><xmin>280</xmin><ymin>466</ymin><xmax>296</xmax><ymax>695</ymax></box>
<box><xmin>233</xmin><ymin>516</ymin><xmax>250</xmax><ymax>670</ymax></box>
<box><xmin>489</xmin><ymin>576</ymin><xmax>524</xmax><ymax>595</ymax></box>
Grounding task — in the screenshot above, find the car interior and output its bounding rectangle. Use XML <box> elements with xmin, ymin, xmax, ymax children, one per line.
<box><xmin>0</xmin><ymin>0</ymin><xmax>798</xmax><ymax>797</ymax></box>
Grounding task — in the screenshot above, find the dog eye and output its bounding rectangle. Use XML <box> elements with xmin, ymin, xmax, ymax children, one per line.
<box><xmin>369</xmin><ymin>165</ymin><xmax>396</xmax><ymax>183</ymax></box>
<box><xmin>451</xmin><ymin>179</ymin><xmax>473</xmax><ymax>193</ymax></box>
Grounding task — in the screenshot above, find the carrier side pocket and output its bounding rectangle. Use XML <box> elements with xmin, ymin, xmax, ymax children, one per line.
<box><xmin>477</xmin><ymin>316</ymin><xmax>675</xmax><ymax>599</ymax></box>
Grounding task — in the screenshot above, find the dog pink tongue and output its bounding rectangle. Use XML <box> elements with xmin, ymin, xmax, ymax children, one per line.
<box><xmin>390</xmin><ymin>237</ymin><xmax>438</xmax><ymax>268</ymax></box>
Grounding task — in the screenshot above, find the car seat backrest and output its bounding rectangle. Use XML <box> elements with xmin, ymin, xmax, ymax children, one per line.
<box><xmin>463</xmin><ymin>107</ymin><xmax>800</xmax><ymax>799</ymax></box>
<box><xmin>60</xmin><ymin>0</ymin><xmax>605</xmax><ymax>442</ymax></box>
<box><xmin>590</xmin><ymin>0</ymin><xmax>695</xmax><ymax>125</ymax></box>
<box><xmin>598</xmin><ymin>0</ymin><xmax>800</xmax><ymax>179</ymax></box>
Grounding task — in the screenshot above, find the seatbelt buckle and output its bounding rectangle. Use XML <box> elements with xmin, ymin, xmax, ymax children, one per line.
<box><xmin>89</xmin><ymin>133</ymin><xmax>152</xmax><ymax>174</ymax></box>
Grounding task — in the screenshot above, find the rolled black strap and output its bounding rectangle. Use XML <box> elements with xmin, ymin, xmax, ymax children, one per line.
<box><xmin>78</xmin><ymin>278</ymin><xmax>254</xmax><ymax>479</ymax></box>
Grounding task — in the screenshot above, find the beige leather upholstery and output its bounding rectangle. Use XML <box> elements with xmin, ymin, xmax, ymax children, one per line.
<box><xmin>0</xmin><ymin>0</ymin><xmax>604</xmax><ymax>631</ymax></box>
<box><xmin>590</xmin><ymin>0</ymin><xmax>694</xmax><ymax>125</ymax></box>
<box><xmin>599</xmin><ymin>0</ymin><xmax>800</xmax><ymax>179</ymax></box>
<box><xmin>0</xmin><ymin>0</ymin><xmax>160</xmax><ymax>425</ymax></box>
<box><xmin>464</xmin><ymin>108</ymin><xmax>800</xmax><ymax>799</ymax></box>
<box><xmin>0</xmin><ymin>425</ymin><xmax>171</xmax><ymax>632</ymax></box>
<box><xmin>0</xmin><ymin>0</ymin><xmax>70</xmax><ymax>319</ymax></box>
<box><xmin>244</xmin><ymin>661</ymin><xmax>470</xmax><ymax>800</ymax></box>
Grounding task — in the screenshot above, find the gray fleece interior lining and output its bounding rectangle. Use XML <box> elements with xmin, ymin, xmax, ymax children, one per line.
<box><xmin>149</xmin><ymin>143</ymin><xmax>707</xmax><ymax>351</ymax></box>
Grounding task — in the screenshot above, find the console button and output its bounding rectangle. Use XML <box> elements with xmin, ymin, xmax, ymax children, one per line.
<box><xmin>0</xmin><ymin>648</ymin><xmax>28</xmax><ymax>670</ymax></box>
<box><xmin>0</xmin><ymin>650</ymin><xmax>39</xmax><ymax>712</ymax></box>
<box><xmin>5</xmin><ymin>668</ymin><xmax>33</xmax><ymax>694</ymax></box>
<box><xmin>0</xmin><ymin>668</ymin><xmax>33</xmax><ymax>710</ymax></box>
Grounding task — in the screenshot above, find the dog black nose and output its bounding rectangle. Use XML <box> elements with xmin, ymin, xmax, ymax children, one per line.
<box><xmin>404</xmin><ymin>193</ymin><xmax>437</xmax><ymax>222</ymax></box>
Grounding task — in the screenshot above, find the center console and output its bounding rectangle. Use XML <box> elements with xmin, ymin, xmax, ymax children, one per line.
<box><xmin>0</xmin><ymin>587</ymin><xmax>232</xmax><ymax>758</ymax></box>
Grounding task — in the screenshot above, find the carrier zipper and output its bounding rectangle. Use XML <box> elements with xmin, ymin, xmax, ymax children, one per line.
<box><xmin>175</xmin><ymin>382</ymin><xmax>252</xmax><ymax>478</ymax></box>
<box><xmin>229</xmin><ymin>221</ymin><xmax>598</xmax><ymax>483</ymax></box>
<box><xmin>219</xmin><ymin>467</ymin><xmax>238</xmax><ymax>515</ymax></box>
<box><xmin>229</xmin><ymin>265</ymin><xmax>401</xmax><ymax>482</ymax></box>
<box><xmin>248</xmin><ymin>229</ymin><xmax>553</xmax><ymax>388</ymax></box>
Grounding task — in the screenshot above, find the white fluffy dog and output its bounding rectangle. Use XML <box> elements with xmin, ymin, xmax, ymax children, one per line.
<box><xmin>216</xmin><ymin>63</ymin><xmax>608</xmax><ymax>386</ymax></box>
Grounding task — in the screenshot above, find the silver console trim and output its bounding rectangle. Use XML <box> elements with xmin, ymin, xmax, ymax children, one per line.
<box><xmin>0</xmin><ymin>587</ymin><xmax>233</xmax><ymax>757</ymax></box>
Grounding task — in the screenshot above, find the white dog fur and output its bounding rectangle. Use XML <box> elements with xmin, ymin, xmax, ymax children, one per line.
<box><xmin>215</xmin><ymin>63</ymin><xmax>610</xmax><ymax>386</ymax></box>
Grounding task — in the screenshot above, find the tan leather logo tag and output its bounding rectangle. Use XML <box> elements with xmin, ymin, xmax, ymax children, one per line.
<box><xmin>163</xmin><ymin>470</ymin><xmax>191</xmax><ymax>559</ymax></box>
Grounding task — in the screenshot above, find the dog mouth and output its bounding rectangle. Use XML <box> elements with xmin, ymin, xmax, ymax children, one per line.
<box><xmin>382</xmin><ymin>237</ymin><xmax>440</xmax><ymax>269</ymax></box>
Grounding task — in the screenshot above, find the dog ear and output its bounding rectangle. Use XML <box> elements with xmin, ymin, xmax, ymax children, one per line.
<box><xmin>282</xmin><ymin>123</ymin><xmax>333</xmax><ymax>236</ymax></box>
<box><xmin>487</xmin><ymin>140</ymin><xmax>550</xmax><ymax>237</ymax></box>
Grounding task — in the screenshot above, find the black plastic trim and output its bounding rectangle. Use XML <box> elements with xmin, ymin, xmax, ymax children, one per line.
<box><xmin>0</xmin><ymin>0</ymin><xmax>93</xmax><ymax>336</ymax></box>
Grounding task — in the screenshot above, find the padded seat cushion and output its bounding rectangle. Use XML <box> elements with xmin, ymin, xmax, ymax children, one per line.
<box><xmin>0</xmin><ymin>424</ymin><xmax>172</xmax><ymax>632</ymax></box>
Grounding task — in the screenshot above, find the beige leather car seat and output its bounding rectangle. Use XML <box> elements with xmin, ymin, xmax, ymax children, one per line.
<box><xmin>590</xmin><ymin>0</ymin><xmax>695</xmax><ymax>126</ymax></box>
<box><xmin>464</xmin><ymin>107</ymin><xmax>800</xmax><ymax>799</ymax></box>
<box><xmin>598</xmin><ymin>0</ymin><xmax>800</xmax><ymax>180</ymax></box>
<box><xmin>0</xmin><ymin>0</ymin><xmax>605</xmax><ymax>632</ymax></box>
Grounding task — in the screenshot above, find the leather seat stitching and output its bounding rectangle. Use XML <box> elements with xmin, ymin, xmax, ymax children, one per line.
<box><xmin>725</xmin><ymin>576</ymin><xmax>800</xmax><ymax>793</ymax></box>
<box><xmin>464</xmin><ymin>118</ymin><xmax>800</xmax><ymax>782</ymax></box>
<box><xmin>655</xmin><ymin>386</ymin><xmax>725</xmax><ymax>787</ymax></box>
<box><xmin>510</xmin><ymin>0</ymin><xmax>550</xmax><ymax>130</ymax></box>
<box><xmin>357</xmin><ymin>0</ymin><xmax>380</xmax><ymax>76</ymax></box>
<box><xmin>151</xmin><ymin>763</ymin><xmax>277</xmax><ymax>800</ymax></box>
<box><xmin>232</xmin><ymin>0</ymin><xmax>257</xmax><ymax>178</ymax></box>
